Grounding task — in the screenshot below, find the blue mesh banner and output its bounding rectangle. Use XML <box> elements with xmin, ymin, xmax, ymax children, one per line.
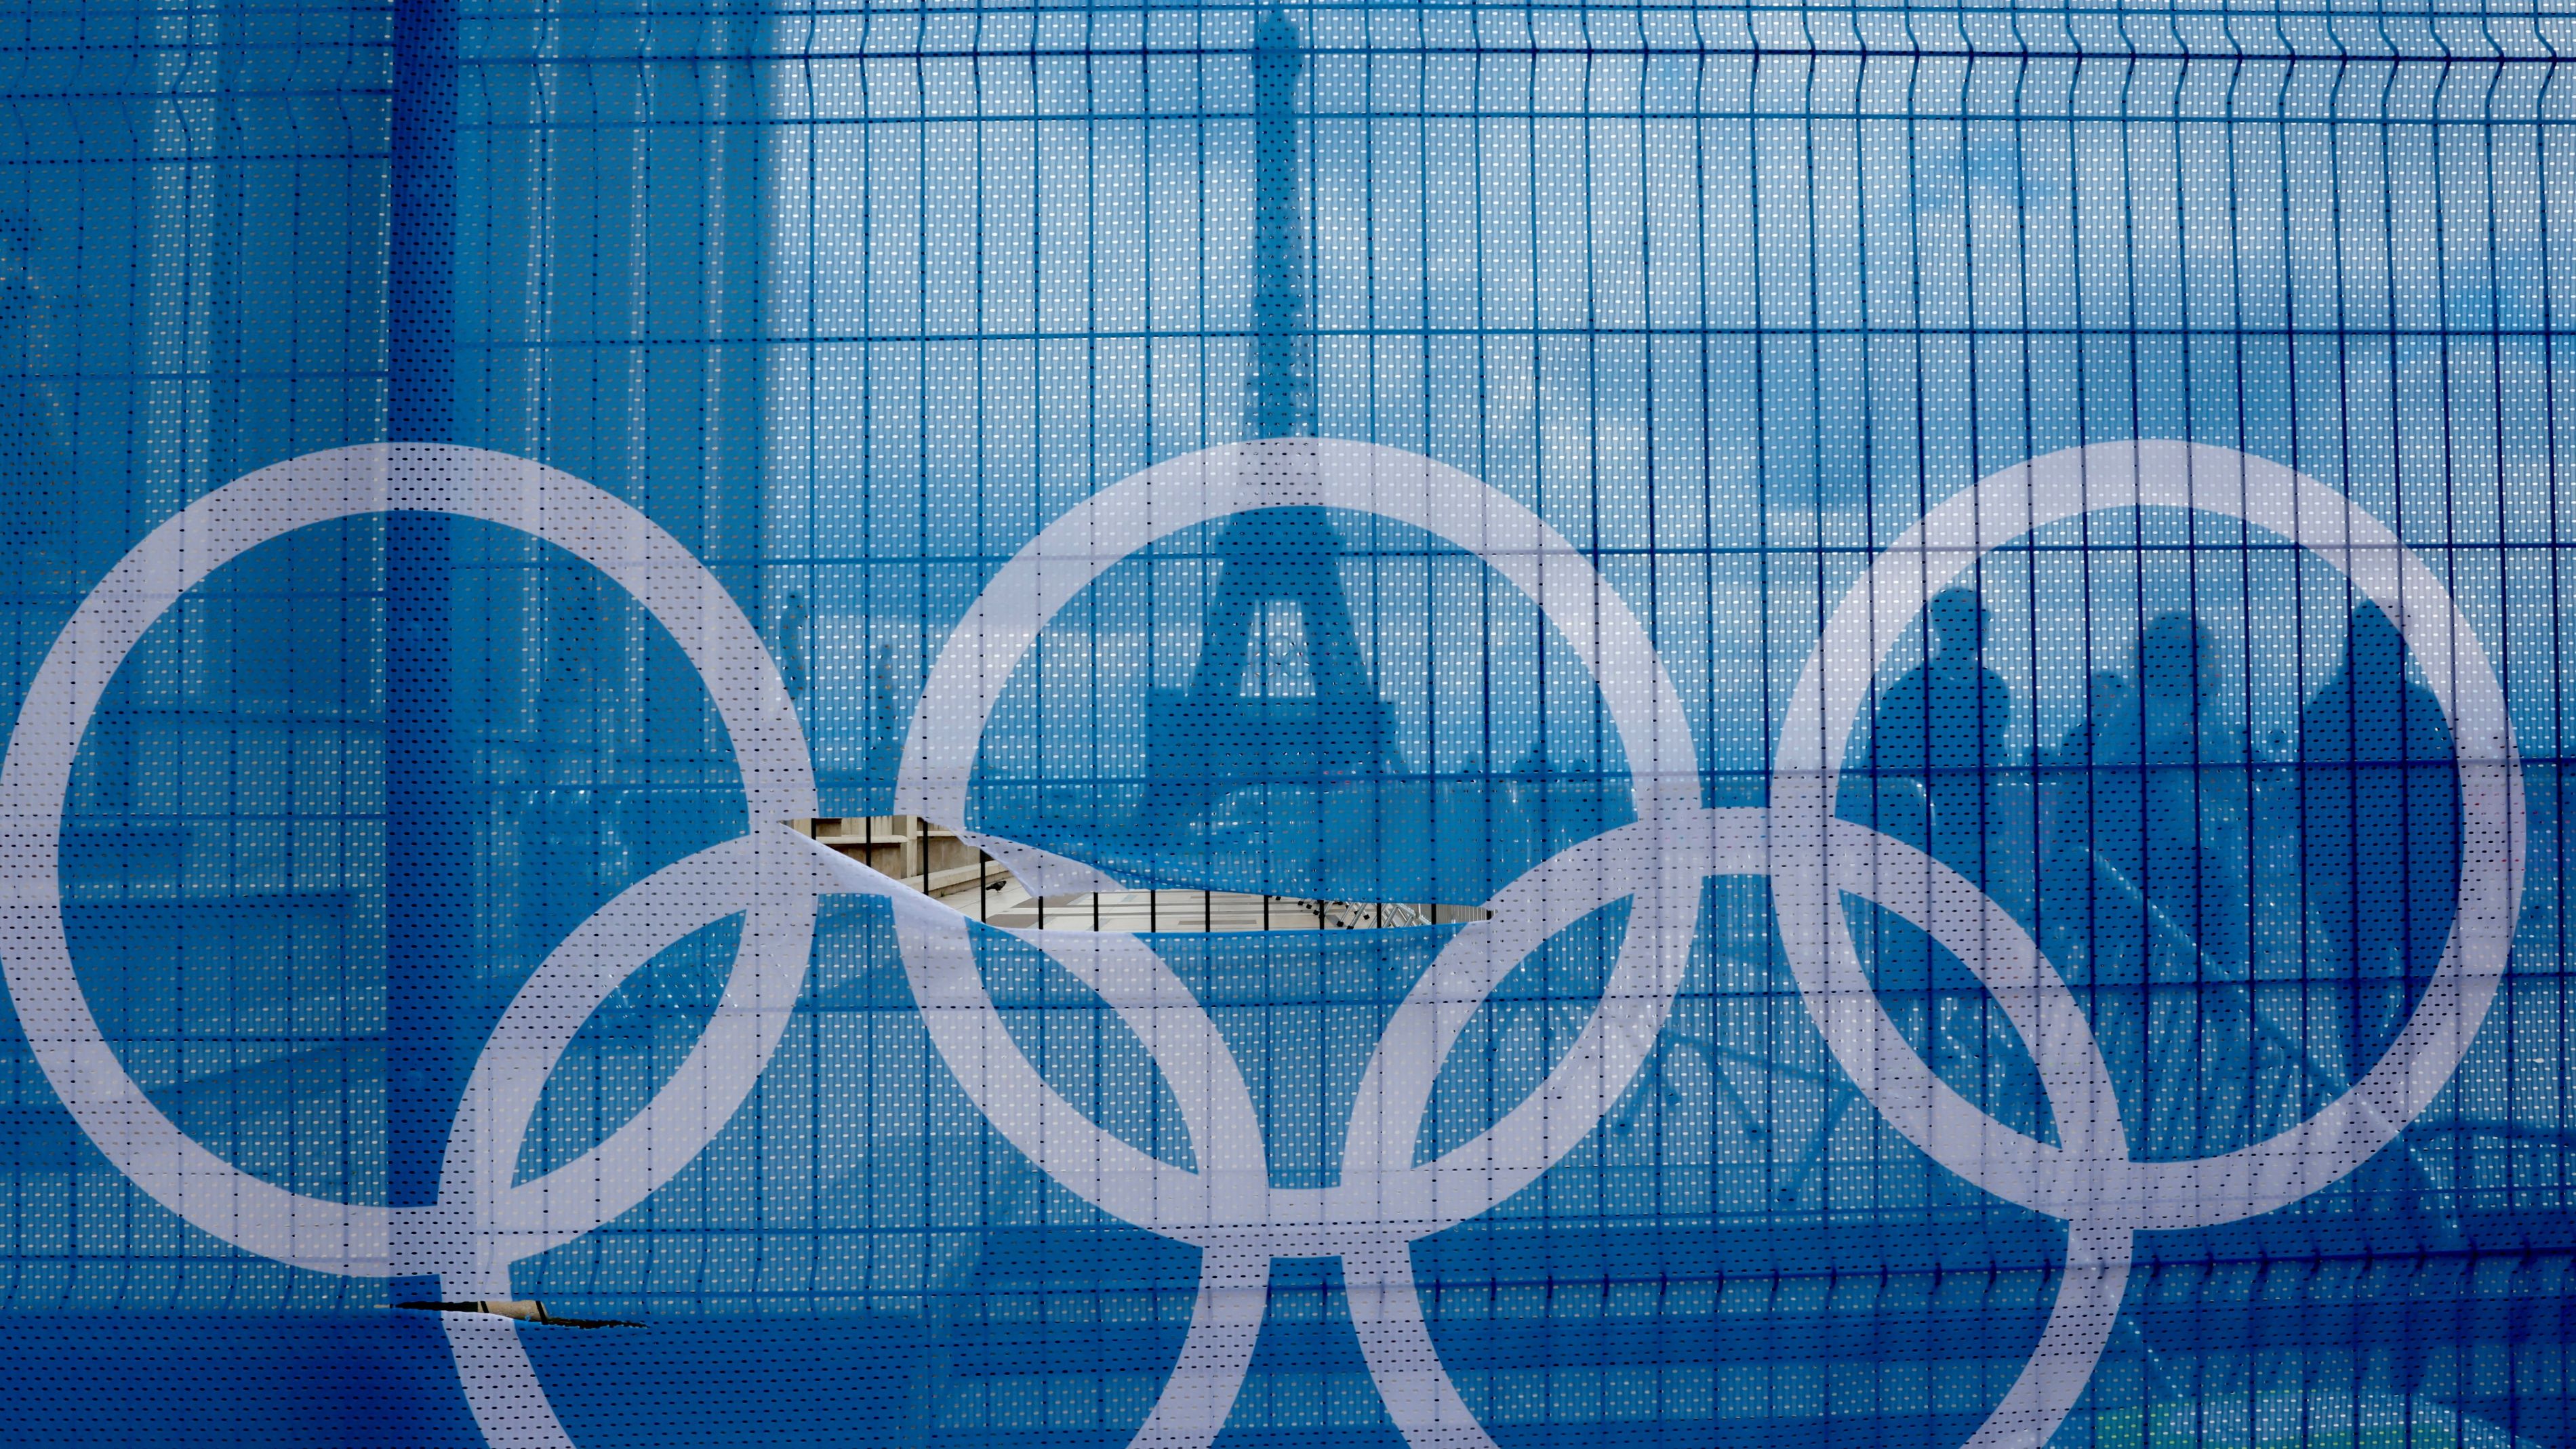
<box><xmin>0</xmin><ymin>3</ymin><xmax>2570</xmax><ymax>1448</ymax></box>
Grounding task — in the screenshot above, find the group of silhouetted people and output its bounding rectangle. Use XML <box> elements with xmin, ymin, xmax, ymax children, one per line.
<box><xmin>1846</xmin><ymin>587</ymin><xmax>2461</xmax><ymax>1162</ymax></box>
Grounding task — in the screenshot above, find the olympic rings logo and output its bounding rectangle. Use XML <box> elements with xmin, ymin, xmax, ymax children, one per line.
<box><xmin>0</xmin><ymin>439</ymin><xmax>2523</xmax><ymax>1449</ymax></box>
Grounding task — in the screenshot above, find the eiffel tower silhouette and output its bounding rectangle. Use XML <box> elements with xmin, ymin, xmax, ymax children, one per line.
<box><xmin>1145</xmin><ymin>5</ymin><xmax>1392</xmax><ymax>846</ymax></box>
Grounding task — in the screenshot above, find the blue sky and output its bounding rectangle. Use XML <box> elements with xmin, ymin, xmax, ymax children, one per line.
<box><xmin>762</xmin><ymin>16</ymin><xmax>2575</xmax><ymax>795</ymax></box>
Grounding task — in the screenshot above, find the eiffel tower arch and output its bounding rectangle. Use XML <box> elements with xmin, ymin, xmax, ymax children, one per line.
<box><xmin>1144</xmin><ymin>7</ymin><xmax>1394</xmax><ymax>856</ymax></box>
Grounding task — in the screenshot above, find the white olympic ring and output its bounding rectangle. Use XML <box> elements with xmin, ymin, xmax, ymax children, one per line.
<box><xmin>0</xmin><ymin>443</ymin><xmax>828</xmax><ymax>1445</ymax></box>
<box><xmin>0</xmin><ymin>438</ymin><xmax>2522</xmax><ymax>1449</ymax></box>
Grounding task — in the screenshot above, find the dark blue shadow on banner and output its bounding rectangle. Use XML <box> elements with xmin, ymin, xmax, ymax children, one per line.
<box><xmin>0</xmin><ymin>1311</ymin><xmax>931</xmax><ymax>1448</ymax></box>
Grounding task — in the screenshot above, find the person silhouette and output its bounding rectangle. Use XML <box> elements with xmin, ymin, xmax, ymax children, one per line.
<box><xmin>1843</xmin><ymin>586</ymin><xmax>2039</xmax><ymax>1143</ymax></box>
<box><xmin>2298</xmin><ymin>600</ymin><xmax>2459</xmax><ymax>1092</ymax></box>
<box><xmin>1846</xmin><ymin>586</ymin><xmax>2014</xmax><ymax>880</ymax></box>
<box><xmin>773</xmin><ymin>591</ymin><xmax>810</xmax><ymax>699</ymax></box>
<box><xmin>2039</xmin><ymin>670</ymin><xmax>2137</xmax><ymax>981</ymax></box>
<box><xmin>2068</xmin><ymin>670</ymin><xmax>2134</xmax><ymax>766</ymax></box>
<box><xmin>2295</xmin><ymin>600</ymin><xmax>2464</xmax><ymax>1379</ymax></box>
<box><xmin>2136</xmin><ymin>613</ymin><xmax>2253</xmax><ymax>976</ymax></box>
<box><xmin>2087</xmin><ymin>612</ymin><xmax>2257</xmax><ymax>1160</ymax></box>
